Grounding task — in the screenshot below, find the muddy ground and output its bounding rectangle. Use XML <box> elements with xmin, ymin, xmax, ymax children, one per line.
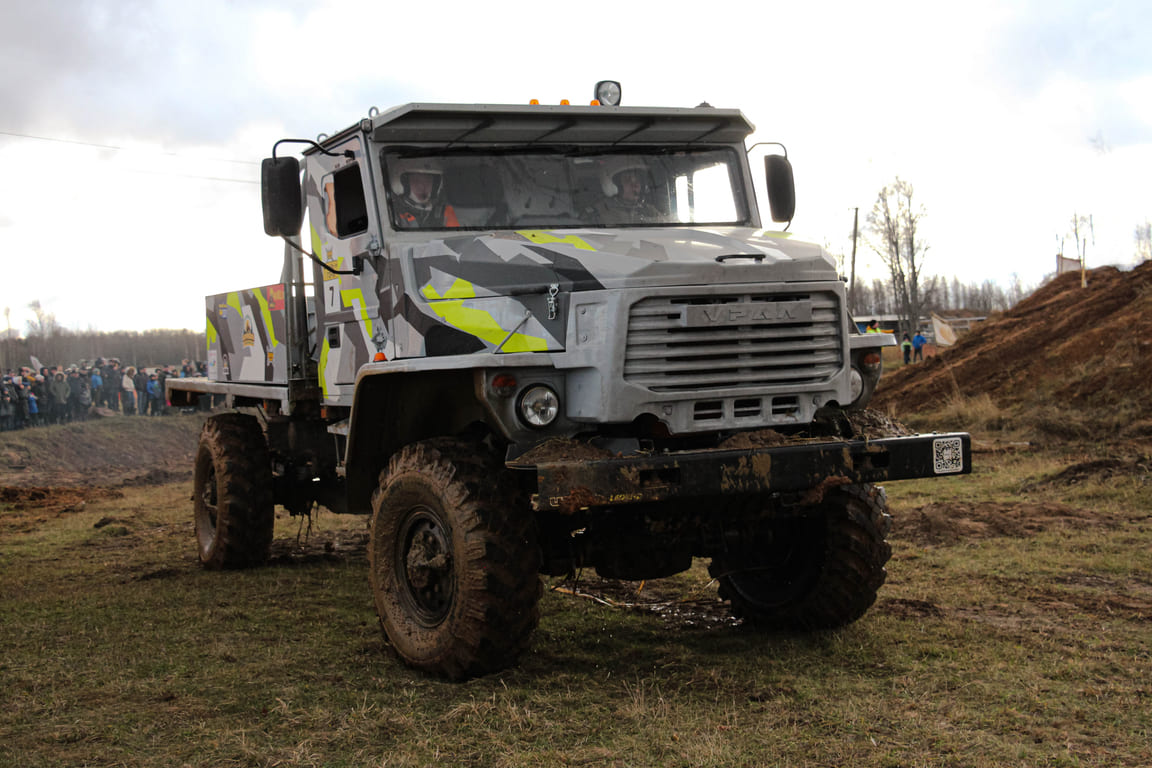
<box><xmin>4</xmin><ymin>421</ymin><xmax>1149</xmax><ymax>630</ymax></box>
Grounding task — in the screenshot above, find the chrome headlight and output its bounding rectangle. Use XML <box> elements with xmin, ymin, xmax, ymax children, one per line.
<box><xmin>518</xmin><ymin>385</ymin><xmax>559</xmax><ymax>428</ymax></box>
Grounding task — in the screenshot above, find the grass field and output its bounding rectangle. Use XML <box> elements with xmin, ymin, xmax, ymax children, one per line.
<box><xmin>2</xmin><ymin>416</ymin><xmax>1150</xmax><ymax>767</ymax></box>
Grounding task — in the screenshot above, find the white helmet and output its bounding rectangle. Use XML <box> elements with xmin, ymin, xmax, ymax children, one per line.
<box><xmin>600</xmin><ymin>158</ymin><xmax>651</xmax><ymax>198</ymax></box>
<box><xmin>390</xmin><ymin>157</ymin><xmax>444</xmax><ymax>209</ymax></box>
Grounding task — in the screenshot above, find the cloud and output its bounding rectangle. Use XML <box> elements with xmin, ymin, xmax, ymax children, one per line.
<box><xmin>990</xmin><ymin>0</ymin><xmax>1152</xmax><ymax>86</ymax></box>
<box><xmin>1</xmin><ymin>0</ymin><xmax>316</xmax><ymax>144</ymax></box>
<box><xmin>984</xmin><ymin>0</ymin><xmax>1152</xmax><ymax>148</ymax></box>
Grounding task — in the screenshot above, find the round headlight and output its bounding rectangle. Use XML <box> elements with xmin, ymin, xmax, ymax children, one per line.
<box><xmin>518</xmin><ymin>385</ymin><xmax>559</xmax><ymax>428</ymax></box>
<box><xmin>849</xmin><ymin>367</ymin><xmax>864</xmax><ymax>404</ymax></box>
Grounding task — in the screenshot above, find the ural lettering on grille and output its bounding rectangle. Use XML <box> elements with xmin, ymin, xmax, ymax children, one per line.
<box><xmin>624</xmin><ymin>293</ymin><xmax>842</xmax><ymax>392</ymax></box>
<box><xmin>682</xmin><ymin>300</ymin><xmax>813</xmax><ymax>327</ymax></box>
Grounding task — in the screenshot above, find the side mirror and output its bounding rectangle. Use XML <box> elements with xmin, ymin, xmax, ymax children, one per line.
<box><xmin>261</xmin><ymin>157</ymin><xmax>303</xmax><ymax>237</ymax></box>
<box><xmin>764</xmin><ymin>154</ymin><xmax>795</xmax><ymax>224</ymax></box>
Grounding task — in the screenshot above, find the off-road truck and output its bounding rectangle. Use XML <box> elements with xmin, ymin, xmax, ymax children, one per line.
<box><xmin>169</xmin><ymin>84</ymin><xmax>971</xmax><ymax>680</ymax></box>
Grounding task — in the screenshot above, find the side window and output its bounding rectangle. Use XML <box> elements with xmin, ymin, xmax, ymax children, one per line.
<box><xmin>674</xmin><ymin>163</ymin><xmax>738</xmax><ymax>223</ymax></box>
<box><xmin>322</xmin><ymin>164</ymin><xmax>369</xmax><ymax>237</ymax></box>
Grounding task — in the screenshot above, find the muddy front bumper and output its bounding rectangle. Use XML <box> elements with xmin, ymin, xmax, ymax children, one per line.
<box><xmin>515</xmin><ymin>433</ymin><xmax>971</xmax><ymax>513</ymax></box>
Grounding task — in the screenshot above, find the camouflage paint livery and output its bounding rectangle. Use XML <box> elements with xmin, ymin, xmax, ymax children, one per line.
<box><xmin>307</xmin><ymin>221</ymin><xmax>849</xmax><ymax>430</ymax></box>
<box><xmin>206</xmin><ymin>284</ymin><xmax>288</xmax><ymax>384</ymax></box>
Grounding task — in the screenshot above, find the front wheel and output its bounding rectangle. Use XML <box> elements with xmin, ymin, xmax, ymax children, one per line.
<box><xmin>368</xmin><ymin>439</ymin><xmax>542</xmax><ymax>680</ymax></box>
<box><xmin>192</xmin><ymin>413</ymin><xmax>275</xmax><ymax>569</ymax></box>
<box><xmin>710</xmin><ymin>484</ymin><xmax>892</xmax><ymax>629</ymax></box>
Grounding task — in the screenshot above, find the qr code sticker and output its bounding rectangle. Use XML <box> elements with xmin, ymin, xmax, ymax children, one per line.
<box><xmin>933</xmin><ymin>437</ymin><xmax>964</xmax><ymax>474</ymax></box>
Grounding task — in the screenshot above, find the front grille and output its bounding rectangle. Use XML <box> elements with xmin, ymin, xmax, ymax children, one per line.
<box><xmin>624</xmin><ymin>292</ymin><xmax>842</xmax><ymax>392</ymax></box>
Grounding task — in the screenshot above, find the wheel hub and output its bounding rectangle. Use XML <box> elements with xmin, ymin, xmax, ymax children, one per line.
<box><xmin>406</xmin><ymin>528</ymin><xmax>451</xmax><ymax>588</ymax></box>
<box><xmin>197</xmin><ymin>464</ymin><xmax>219</xmax><ymax>549</ymax></box>
<box><xmin>397</xmin><ymin>509</ymin><xmax>454</xmax><ymax>623</ymax></box>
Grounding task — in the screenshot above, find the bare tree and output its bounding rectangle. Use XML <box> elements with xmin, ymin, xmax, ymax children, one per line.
<box><xmin>866</xmin><ymin>178</ymin><xmax>928</xmax><ymax>334</ymax></box>
<box><xmin>1068</xmin><ymin>213</ymin><xmax>1094</xmax><ymax>263</ymax></box>
<box><xmin>25</xmin><ymin>300</ymin><xmax>64</xmax><ymax>338</ymax></box>
<box><xmin>1136</xmin><ymin>220</ymin><xmax>1152</xmax><ymax>263</ymax></box>
<box><xmin>920</xmin><ymin>274</ymin><xmax>941</xmax><ymax>311</ymax></box>
<box><xmin>848</xmin><ymin>272</ymin><xmax>1029</xmax><ymax>320</ymax></box>
<box><xmin>848</xmin><ymin>278</ymin><xmax>896</xmax><ymax>317</ymax></box>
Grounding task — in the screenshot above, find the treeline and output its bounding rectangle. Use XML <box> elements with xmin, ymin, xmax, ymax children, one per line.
<box><xmin>0</xmin><ymin>329</ymin><xmax>206</xmax><ymax>372</ymax></box>
<box><xmin>849</xmin><ymin>274</ymin><xmax>1030</xmax><ymax>318</ymax></box>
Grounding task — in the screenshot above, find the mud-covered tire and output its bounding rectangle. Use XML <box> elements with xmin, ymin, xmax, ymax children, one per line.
<box><xmin>368</xmin><ymin>439</ymin><xmax>542</xmax><ymax>680</ymax></box>
<box><xmin>192</xmin><ymin>413</ymin><xmax>274</xmax><ymax>570</ymax></box>
<box><xmin>709</xmin><ymin>484</ymin><xmax>892</xmax><ymax>629</ymax></box>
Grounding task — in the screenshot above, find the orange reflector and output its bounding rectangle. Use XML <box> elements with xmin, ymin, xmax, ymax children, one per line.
<box><xmin>590</xmin><ymin>99</ymin><xmax>601</xmax><ymax>106</ymax></box>
<box><xmin>529</xmin><ymin>98</ymin><xmax>540</xmax><ymax>105</ymax></box>
<box><xmin>373</xmin><ymin>352</ymin><xmax>387</xmax><ymax>362</ymax></box>
<box><xmin>560</xmin><ymin>99</ymin><xmax>570</xmax><ymax>105</ymax></box>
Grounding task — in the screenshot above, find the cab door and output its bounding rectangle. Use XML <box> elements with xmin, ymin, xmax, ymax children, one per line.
<box><xmin>305</xmin><ymin>137</ymin><xmax>386</xmax><ymax>403</ymax></box>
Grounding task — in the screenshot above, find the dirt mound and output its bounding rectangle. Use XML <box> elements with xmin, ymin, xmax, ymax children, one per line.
<box><xmin>872</xmin><ymin>262</ymin><xmax>1152</xmax><ymax>423</ymax></box>
<box><xmin>1021</xmin><ymin>457</ymin><xmax>1152</xmax><ymax>490</ymax></box>
<box><xmin>0</xmin><ymin>414</ymin><xmax>206</xmax><ymax>488</ymax></box>
<box><xmin>891</xmin><ymin>500</ymin><xmax>1114</xmax><ymax>547</ymax></box>
<box><xmin>0</xmin><ymin>486</ymin><xmax>126</xmax><ymax>534</ymax></box>
<box><xmin>0</xmin><ymin>486</ymin><xmax>122</xmax><ymax>511</ymax></box>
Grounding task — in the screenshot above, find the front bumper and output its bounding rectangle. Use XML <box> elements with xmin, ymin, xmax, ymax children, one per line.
<box><xmin>513</xmin><ymin>432</ymin><xmax>971</xmax><ymax>512</ymax></box>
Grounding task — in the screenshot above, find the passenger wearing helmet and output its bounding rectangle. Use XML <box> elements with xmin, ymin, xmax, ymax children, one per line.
<box><xmin>586</xmin><ymin>161</ymin><xmax>663</xmax><ymax>226</ymax></box>
<box><xmin>390</xmin><ymin>158</ymin><xmax>460</xmax><ymax>229</ymax></box>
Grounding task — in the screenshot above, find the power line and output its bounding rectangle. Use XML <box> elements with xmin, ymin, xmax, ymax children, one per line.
<box><xmin>125</xmin><ymin>167</ymin><xmax>258</xmax><ymax>185</ymax></box>
<box><xmin>0</xmin><ymin>128</ymin><xmax>261</xmax><ymax>184</ymax></box>
<box><xmin>0</xmin><ymin>129</ymin><xmax>122</xmax><ymax>151</ymax></box>
<box><xmin>0</xmin><ymin>128</ymin><xmax>260</xmax><ymax>166</ymax></box>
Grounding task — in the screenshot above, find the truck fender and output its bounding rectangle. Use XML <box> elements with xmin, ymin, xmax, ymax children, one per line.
<box><xmin>343</xmin><ymin>368</ymin><xmax>488</xmax><ymax>513</ymax></box>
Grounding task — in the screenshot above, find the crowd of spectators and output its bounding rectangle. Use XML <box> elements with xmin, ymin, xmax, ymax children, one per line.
<box><xmin>0</xmin><ymin>358</ymin><xmax>204</xmax><ymax>431</ymax></box>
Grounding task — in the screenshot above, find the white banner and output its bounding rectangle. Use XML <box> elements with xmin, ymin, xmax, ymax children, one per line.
<box><xmin>931</xmin><ymin>313</ymin><xmax>958</xmax><ymax>347</ymax></box>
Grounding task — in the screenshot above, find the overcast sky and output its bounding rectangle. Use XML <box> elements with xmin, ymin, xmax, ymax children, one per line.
<box><xmin>1</xmin><ymin>0</ymin><xmax>1149</xmax><ymax>334</ymax></box>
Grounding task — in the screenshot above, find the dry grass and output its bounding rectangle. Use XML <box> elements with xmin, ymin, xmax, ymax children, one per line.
<box><xmin>2</xmin><ymin>419</ymin><xmax>1152</xmax><ymax>767</ymax></box>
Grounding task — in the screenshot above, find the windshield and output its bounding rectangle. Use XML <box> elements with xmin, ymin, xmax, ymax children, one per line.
<box><xmin>381</xmin><ymin>147</ymin><xmax>749</xmax><ymax>231</ymax></box>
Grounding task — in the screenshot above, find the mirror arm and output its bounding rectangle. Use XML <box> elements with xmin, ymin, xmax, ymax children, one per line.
<box><xmin>746</xmin><ymin>140</ymin><xmax>788</xmax><ymax>159</ymax></box>
<box><xmin>272</xmin><ymin>138</ymin><xmax>354</xmax><ymax>160</ymax></box>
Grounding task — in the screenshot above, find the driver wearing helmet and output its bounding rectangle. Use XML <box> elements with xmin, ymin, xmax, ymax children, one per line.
<box><xmin>390</xmin><ymin>158</ymin><xmax>459</xmax><ymax>229</ymax></box>
<box><xmin>586</xmin><ymin>160</ymin><xmax>663</xmax><ymax>226</ymax></box>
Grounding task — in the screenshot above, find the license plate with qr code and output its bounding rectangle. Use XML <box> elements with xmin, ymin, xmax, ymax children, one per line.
<box><xmin>932</xmin><ymin>437</ymin><xmax>965</xmax><ymax>474</ymax></box>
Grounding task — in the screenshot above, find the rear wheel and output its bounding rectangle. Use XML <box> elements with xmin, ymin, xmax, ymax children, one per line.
<box><xmin>710</xmin><ymin>484</ymin><xmax>891</xmax><ymax>629</ymax></box>
<box><xmin>193</xmin><ymin>413</ymin><xmax>274</xmax><ymax>569</ymax></box>
<box><xmin>368</xmin><ymin>439</ymin><xmax>542</xmax><ymax>680</ymax></box>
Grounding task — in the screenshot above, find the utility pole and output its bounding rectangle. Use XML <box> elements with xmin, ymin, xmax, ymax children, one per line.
<box><xmin>849</xmin><ymin>208</ymin><xmax>859</xmax><ymax>312</ymax></box>
<box><xmin>3</xmin><ymin>306</ymin><xmax>9</xmax><ymax>372</ymax></box>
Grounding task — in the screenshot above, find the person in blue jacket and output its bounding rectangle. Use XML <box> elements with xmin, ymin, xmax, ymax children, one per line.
<box><xmin>146</xmin><ymin>373</ymin><xmax>165</xmax><ymax>416</ymax></box>
<box><xmin>912</xmin><ymin>330</ymin><xmax>927</xmax><ymax>361</ymax></box>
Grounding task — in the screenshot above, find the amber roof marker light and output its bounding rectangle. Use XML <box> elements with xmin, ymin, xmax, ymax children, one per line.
<box><xmin>594</xmin><ymin>80</ymin><xmax>621</xmax><ymax>107</ymax></box>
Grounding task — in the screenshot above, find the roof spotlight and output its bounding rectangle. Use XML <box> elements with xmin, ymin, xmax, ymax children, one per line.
<box><xmin>594</xmin><ymin>80</ymin><xmax>621</xmax><ymax>107</ymax></box>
